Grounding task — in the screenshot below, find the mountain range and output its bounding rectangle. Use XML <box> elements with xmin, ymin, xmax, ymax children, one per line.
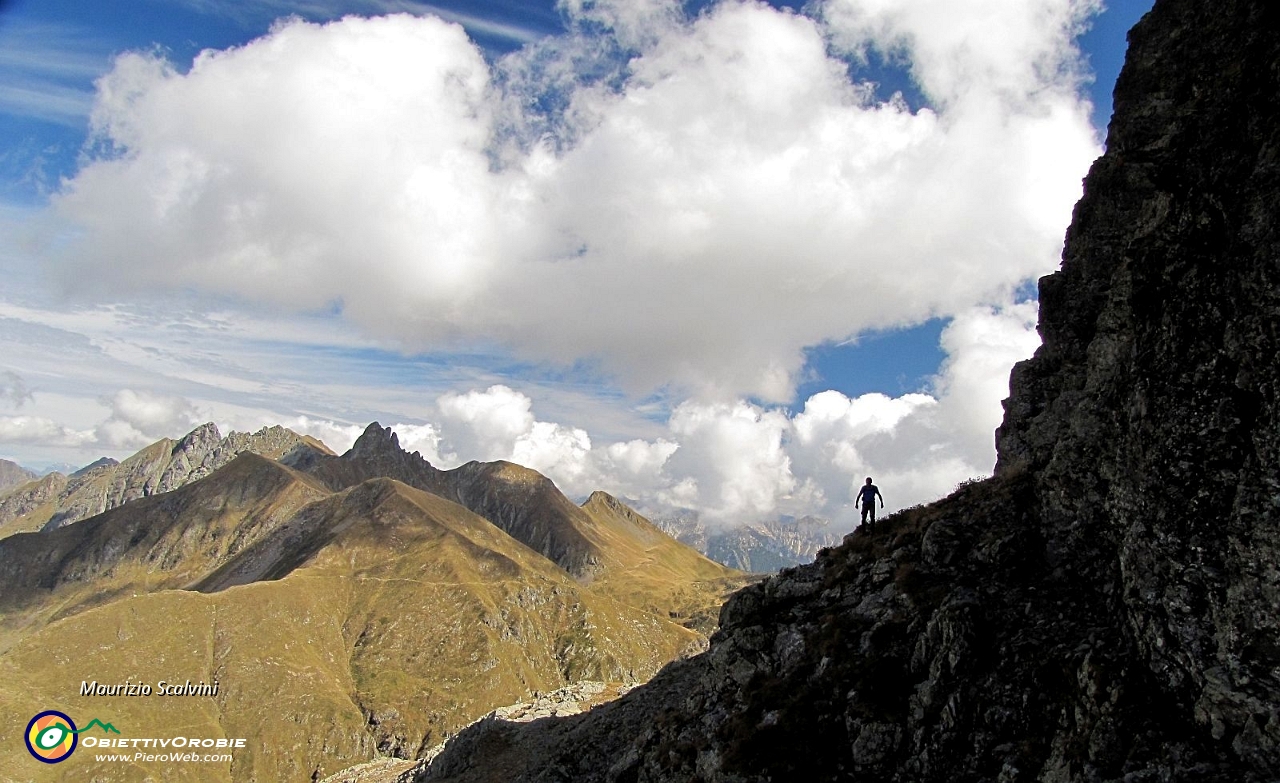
<box><xmin>0</xmin><ymin>431</ymin><xmax>841</xmax><ymax>573</ymax></box>
<box><xmin>651</xmin><ymin>512</ymin><xmax>844</xmax><ymax>573</ymax></box>
<box><xmin>0</xmin><ymin>423</ymin><xmax>750</xmax><ymax>781</ymax></box>
<box><xmin>7</xmin><ymin>1</ymin><xmax>1270</xmax><ymax>781</ymax></box>
<box><xmin>0</xmin><ymin>423</ymin><xmax>327</xmax><ymax>539</ymax></box>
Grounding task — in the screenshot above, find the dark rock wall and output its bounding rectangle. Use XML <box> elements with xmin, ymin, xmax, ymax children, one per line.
<box><xmin>996</xmin><ymin>0</ymin><xmax>1280</xmax><ymax>772</ymax></box>
<box><xmin>410</xmin><ymin>0</ymin><xmax>1280</xmax><ymax>781</ymax></box>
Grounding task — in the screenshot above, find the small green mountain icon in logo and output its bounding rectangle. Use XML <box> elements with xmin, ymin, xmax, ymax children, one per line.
<box><xmin>73</xmin><ymin>719</ymin><xmax>121</xmax><ymax>735</ymax></box>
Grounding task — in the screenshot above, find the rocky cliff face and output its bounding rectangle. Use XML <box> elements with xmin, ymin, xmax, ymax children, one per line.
<box><xmin>992</xmin><ymin>0</ymin><xmax>1280</xmax><ymax>771</ymax></box>
<box><xmin>408</xmin><ymin>1</ymin><xmax>1280</xmax><ymax>780</ymax></box>
<box><xmin>0</xmin><ymin>473</ymin><xmax>66</xmax><ymax>536</ymax></box>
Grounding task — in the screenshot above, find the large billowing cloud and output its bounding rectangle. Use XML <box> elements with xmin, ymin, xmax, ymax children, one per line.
<box><xmin>378</xmin><ymin>304</ymin><xmax>1039</xmax><ymax>527</ymax></box>
<box><xmin>52</xmin><ymin>0</ymin><xmax>1098</xmax><ymax>403</ymax></box>
<box><xmin>19</xmin><ymin>0</ymin><xmax>1104</xmax><ymax>523</ymax></box>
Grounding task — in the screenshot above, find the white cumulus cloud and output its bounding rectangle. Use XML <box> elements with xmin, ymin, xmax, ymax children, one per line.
<box><xmin>369</xmin><ymin>302</ymin><xmax>1040</xmax><ymax>528</ymax></box>
<box><xmin>0</xmin><ymin>388</ymin><xmax>202</xmax><ymax>451</ymax></box>
<box><xmin>48</xmin><ymin>0</ymin><xmax>1098</xmax><ymax>403</ymax></box>
<box><xmin>9</xmin><ymin>0</ymin><xmax>1106</xmax><ymax>528</ymax></box>
<box><xmin>0</xmin><ymin>416</ymin><xmax>97</xmax><ymax>448</ymax></box>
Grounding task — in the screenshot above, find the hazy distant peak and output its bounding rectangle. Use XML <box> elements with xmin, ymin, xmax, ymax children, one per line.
<box><xmin>70</xmin><ymin>456</ymin><xmax>118</xmax><ymax>478</ymax></box>
<box><xmin>0</xmin><ymin>423</ymin><xmax>321</xmax><ymax>538</ymax></box>
<box><xmin>0</xmin><ymin>458</ymin><xmax>38</xmax><ymax>492</ymax></box>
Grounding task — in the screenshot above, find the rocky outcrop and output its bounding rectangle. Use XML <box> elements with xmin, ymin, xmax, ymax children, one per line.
<box><xmin>992</xmin><ymin>0</ymin><xmax>1280</xmax><ymax>770</ymax></box>
<box><xmin>327</xmin><ymin>683</ymin><xmax>633</xmax><ymax>783</ymax></box>
<box><xmin>0</xmin><ymin>473</ymin><xmax>67</xmax><ymax>537</ymax></box>
<box><xmin>411</xmin><ymin>478</ymin><xmax>1177</xmax><ymax>782</ymax></box>
<box><xmin>408</xmin><ymin>1</ymin><xmax>1280</xmax><ymax>780</ymax></box>
<box><xmin>483</xmin><ymin>681</ymin><xmax>625</xmax><ymax>722</ymax></box>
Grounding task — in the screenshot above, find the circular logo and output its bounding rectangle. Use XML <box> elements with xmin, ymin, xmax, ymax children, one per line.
<box><xmin>25</xmin><ymin>711</ymin><xmax>77</xmax><ymax>763</ymax></box>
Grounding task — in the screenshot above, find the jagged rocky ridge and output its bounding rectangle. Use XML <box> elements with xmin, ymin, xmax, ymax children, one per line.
<box><xmin>405</xmin><ymin>1</ymin><xmax>1280</xmax><ymax>780</ymax></box>
<box><xmin>0</xmin><ymin>422</ymin><xmax>325</xmax><ymax>537</ymax></box>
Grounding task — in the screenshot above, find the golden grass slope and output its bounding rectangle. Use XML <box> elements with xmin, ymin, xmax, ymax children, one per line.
<box><xmin>577</xmin><ymin>490</ymin><xmax>756</xmax><ymax>636</ymax></box>
<box><xmin>0</xmin><ymin>454</ymin><xmax>331</xmax><ymax>653</ymax></box>
<box><xmin>0</xmin><ymin>453</ymin><xmax>731</xmax><ymax>782</ymax></box>
<box><xmin>292</xmin><ymin>425</ymin><xmax>754</xmax><ymax>604</ymax></box>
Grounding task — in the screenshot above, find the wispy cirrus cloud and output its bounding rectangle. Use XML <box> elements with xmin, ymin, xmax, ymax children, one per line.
<box><xmin>0</xmin><ymin>20</ymin><xmax>110</xmax><ymax>126</ymax></box>
<box><xmin>165</xmin><ymin>0</ymin><xmax>554</xmax><ymax>44</ymax></box>
<box><xmin>0</xmin><ymin>82</ymin><xmax>94</xmax><ymax>126</ymax></box>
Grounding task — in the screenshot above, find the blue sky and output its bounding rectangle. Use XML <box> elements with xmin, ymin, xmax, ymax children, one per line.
<box><xmin>0</xmin><ymin>0</ymin><xmax>1154</xmax><ymax>527</ymax></box>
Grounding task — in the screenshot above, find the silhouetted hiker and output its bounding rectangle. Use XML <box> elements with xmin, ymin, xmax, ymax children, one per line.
<box><xmin>856</xmin><ymin>477</ymin><xmax>884</xmax><ymax>526</ymax></box>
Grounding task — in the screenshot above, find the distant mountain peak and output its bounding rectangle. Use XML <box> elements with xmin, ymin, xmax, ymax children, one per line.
<box><xmin>582</xmin><ymin>490</ymin><xmax>632</xmax><ymax>516</ymax></box>
<box><xmin>481</xmin><ymin>460</ymin><xmax>550</xmax><ymax>487</ymax></box>
<box><xmin>69</xmin><ymin>457</ymin><xmax>118</xmax><ymax>478</ymax></box>
<box><xmin>349</xmin><ymin>422</ymin><xmax>402</xmax><ymax>458</ymax></box>
<box><xmin>0</xmin><ymin>458</ymin><xmax>38</xmax><ymax>493</ymax></box>
<box><xmin>583</xmin><ymin>489</ymin><xmax>617</xmax><ymax>505</ymax></box>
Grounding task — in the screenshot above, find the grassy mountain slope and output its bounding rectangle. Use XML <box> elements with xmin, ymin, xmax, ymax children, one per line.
<box><xmin>0</xmin><ymin>454</ymin><xmax>330</xmax><ymax>653</ymax></box>
<box><xmin>0</xmin><ymin>434</ymin><xmax>741</xmax><ymax>781</ymax></box>
<box><xmin>291</xmin><ymin>425</ymin><xmax>606</xmax><ymax>577</ymax></box>
<box><xmin>293</xmin><ymin>425</ymin><xmax>753</xmax><ymax>608</ymax></box>
<box><xmin>577</xmin><ymin>491</ymin><xmax>751</xmax><ymax>635</ymax></box>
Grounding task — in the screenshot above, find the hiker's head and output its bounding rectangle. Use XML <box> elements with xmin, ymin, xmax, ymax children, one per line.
<box><xmin>865</xmin><ymin>477</ymin><xmax>873</xmax><ymax>485</ymax></box>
